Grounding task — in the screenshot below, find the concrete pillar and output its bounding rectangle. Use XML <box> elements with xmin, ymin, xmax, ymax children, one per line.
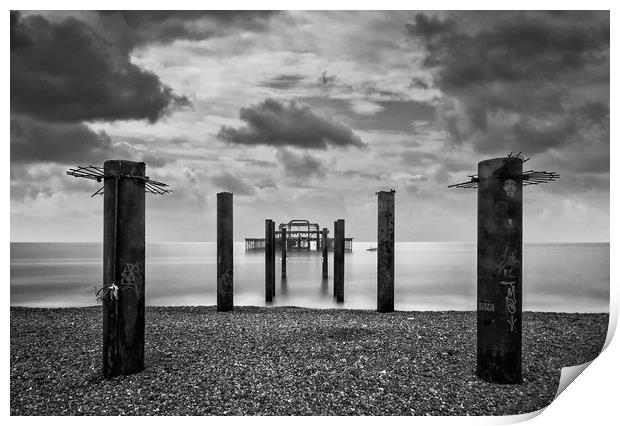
<box><xmin>333</xmin><ymin>222</ymin><xmax>337</xmax><ymax>298</ymax></box>
<box><xmin>281</xmin><ymin>228</ymin><xmax>287</xmax><ymax>279</ymax></box>
<box><xmin>377</xmin><ymin>190</ymin><xmax>395</xmax><ymax>313</ymax></box>
<box><xmin>265</xmin><ymin>219</ymin><xmax>275</xmax><ymax>302</ymax></box>
<box><xmin>477</xmin><ymin>157</ymin><xmax>523</xmax><ymax>384</ymax></box>
<box><xmin>321</xmin><ymin>228</ymin><xmax>328</xmax><ymax>279</ymax></box>
<box><xmin>102</xmin><ymin>160</ymin><xmax>145</xmax><ymax>379</ymax></box>
<box><xmin>217</xmin><ymin>192</ymin><xmax>233</xmax><ymax>312</ymax></box>
<box><xmin>334</xmin><ymin>219</ymin><xmax>345</xmax><ymax>303</ymax></box>
<box><xmin>271</xmin><ymin>221</ymin><xmax>276</xmax><ymax>296</ymax></box>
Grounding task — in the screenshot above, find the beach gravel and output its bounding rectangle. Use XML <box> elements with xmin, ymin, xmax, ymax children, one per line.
<box><xmin>10</xmin><ymin>306</ymin><xmax>607</xmax><ymax>415</ymax></box>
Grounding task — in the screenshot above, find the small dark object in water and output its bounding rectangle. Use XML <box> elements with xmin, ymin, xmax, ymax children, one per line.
<box><xmin>366</xmin><ymin>247</ymin><xmax>377</xmax><ymax>251</ymax></box>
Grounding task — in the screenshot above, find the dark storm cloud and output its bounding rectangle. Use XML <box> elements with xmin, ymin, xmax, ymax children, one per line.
<box><xmin>10</xmin><ymin>12</ymin><xmax>189</xmax><ymax>124</ymax></box>
<box><xmin>10</xmin><ymin>115</ymin><xmax>134</xmax><ymax>164</ymax></box>
<box><xmin>210</xmin><ymin>172</ymin><xmax>256</xmax><ymax>196</ymax></box>
<box><xmin>410</xmin><ymin>77</ymin><xmax>429</xmax><ymax>90</ymax></box>
<box><xmin>407</xmin><ymin>14</ymin><xmax>456</xmax><ymax>41</ymax></box>
<box><xmin>297</xmin><ymin>96</ymin><xmax>435</xmax><ymax>133</ymax></box>
<box><xmin>97</xmin><ymin>10</ymin><xmax>277</xmax><ymax>51</ymax></box>
<box><xmin>474</xmin><ymin>101</ymin><xmax>610</xmax><ymax>155</ymax></box>
<box><xmin>407</xmin><ymin>11</ymin><xmax>609</xmax><ymax>157</ymax></box>
<box><xmin>217</xmin><ymin>98</ymin><xmax>365</xmax><ymax>149</ymax></box>
<box><xmin>276</xmin><ymin>149</ymin><xmax>326</xmax><ymax>178</ymax></box>
<box><xmin>408</xmin><ymin>12</ymin><xmax>608</xmax><ymax>90</ymax></box>
<box><xmin>259</xmin><ymin>74</ymin><xmax>306</xmax><ymax>90</ymax></box>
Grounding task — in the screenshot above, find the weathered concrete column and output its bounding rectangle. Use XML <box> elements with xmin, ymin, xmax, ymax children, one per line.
<box><xmin>321</xmin><ymin>228</ymin><xmax>328</xmax><ymax>279</ymax></box>
<box><xmin>334</xmin><ymin>219</ymin><xmax>345</xmax><ymax>303</ymax></box>
<box><xmin>333</xmin><ymin>222</ymin><xmax>337</xmax><ymax>298</ymax></box>
<box><xmin>270</xmin><ymin>221</ymin><xmax>276</xmax><ymax>296</ymax></box>
<box><xmin>102</xmin><ymin>160</ymin><xmax>145</xmax><ymax>379</ymax></box>
<box><xmin>217</xmin><ymin>192</ymin><xmax>233</xmax><ymax>312</ymax></box>
<box><xmin>265</xmin><ymin>219</ymin><xmax>275</xmax><ymax>302</ymax></box>
<box><xmin>377</xmin><ymin>190</ymin><xmax>395</xmax><ymax>313</ymax></box>
<box><xmin>477</xmin><ymin>157</ymin><xmax>523</xmax><ymax>384</ymax></box>
<box><xmin>281</xmin><ymin>228</ymin><xmax>287</xmax><ymax>279</ymax></box>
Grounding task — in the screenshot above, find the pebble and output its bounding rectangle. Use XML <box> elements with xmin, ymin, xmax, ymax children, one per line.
<box><xmin>10</xmin><ymin>306</ymin><xmax>608</xmax><ymax>415</ymax></box>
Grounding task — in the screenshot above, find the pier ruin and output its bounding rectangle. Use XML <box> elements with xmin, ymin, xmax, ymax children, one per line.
<box><xmin>245</xmin><ymin>219</ymin><xmax>353</xmax><ymax>252</ymax></box>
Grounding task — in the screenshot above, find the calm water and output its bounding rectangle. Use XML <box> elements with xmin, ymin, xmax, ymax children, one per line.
<box><xmin>10</xmin><ymin>242</ymin><xmax>609</xmax><ymax>312</ymax></box>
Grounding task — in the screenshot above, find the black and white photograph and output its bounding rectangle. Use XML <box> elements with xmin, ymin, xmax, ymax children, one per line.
<box><xmin>8</xmin><ymin>5</ymin><xmax>612</xmax><ymax>417</ymax></box>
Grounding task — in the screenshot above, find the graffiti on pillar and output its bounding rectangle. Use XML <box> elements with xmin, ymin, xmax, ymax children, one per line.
<box><xmin>120</xmin><ymin>261</ymin><xmax>144</xmax><ymax>298</ymax></box>
<box><xmin>495</xmin><ymin>246</ymin><xmax>519</xmax><ymax>280</ymax></box>
<box><xmin>478</xmin><ymin>300</ymin><xmax>495</xmax><ymax>312</ymax></box>
<box><xmin>218</xmin><ymin>269</ymin><xmax>233</xmax><ymax>296</ymax></box>
<box><xmin>504</xmin><ymin>281</ymin><xmax>518</xmax><ymax>332</ymax></box>
<box><xmin>503</xmin><ymin>217</ymin><xmax>516</xmax><ymax>232</ymax></box>
<box><xmin>502</xmin><ymin>179</ymin><xmax>517</xmax><ymax>199</ymax></box>
<box><xmin>496</xmin><ymin>246</ymin><xmax>519</xmax><ymax>332</ymax></box>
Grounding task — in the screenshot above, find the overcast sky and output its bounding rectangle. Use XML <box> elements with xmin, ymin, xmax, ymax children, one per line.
<box><xmin>10</xmin><ymin>10</ymin><xmax>609</xmax><ymax>242</ymax></box>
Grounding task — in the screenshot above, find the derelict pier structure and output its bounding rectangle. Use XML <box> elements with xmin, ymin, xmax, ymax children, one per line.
<box><xmin>245</xmin><ymin>219</ymin><xmax>353</xmax><ymax>252</ymax></box>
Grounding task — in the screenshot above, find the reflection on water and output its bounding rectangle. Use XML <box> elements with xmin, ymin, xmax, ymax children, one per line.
<box><xmin>10</xmin><ymin>242</ymin><xmax>609</xmax><ymax>312</ymax></box>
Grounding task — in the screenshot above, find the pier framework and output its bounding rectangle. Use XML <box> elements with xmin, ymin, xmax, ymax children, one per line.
<box><xmin>245</xmin><ymin>219</ymin><xmax>353</xmax><ymax>251</ymax></box>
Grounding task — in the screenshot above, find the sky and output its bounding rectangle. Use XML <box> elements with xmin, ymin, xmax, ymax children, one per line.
<box><xmin>9</xmin><ymin>10</ymin><xmax>610</xmax><ymax>242</ymax></box>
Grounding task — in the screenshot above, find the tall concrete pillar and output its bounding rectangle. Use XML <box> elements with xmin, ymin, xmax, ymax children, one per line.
<box><xmin>477</xmin><ymin>157</ymin><xmax>523</xmax><ymax>384</ymax></box>
<box><xmin>333</xmin><ymin>222</ymin><xmax>337</xmax><ymax>298</ymax></box>
<box><xmin>377</xmin><ymin>190</ymin><xmax>395</xmax><ymax>313</ymax></box>
<box><xmin>334</xmin><ymin>219</ymin><xmax>345</xmax><ymax>303</ymax></box>
<box><xmin>321</xmin><ymin>228</ymin><xmax>328</xmax><ymax>279</ymax></box>
<box><xmin>281</xmin><ymin>228</ymin><xmax>287</xmax><ymax>279</ymax></box>
<box><xmin>102</xmin><ymin>160</ymin><xmax>145</xmax><ymax>379</ymax></box>
<box><xmin>270</xmin><ymin>221</ymin><xmax>276</xmax><ymax>296</ymax></box>
<box><xmin>265</xmin><ymin>219</ymin><xmax>275</xmax><ymax>302</ymax></box>
<box><xmin>217</xmin><ymin>192</ymin><xmax>233</xmax><ymax>312</ymax></box>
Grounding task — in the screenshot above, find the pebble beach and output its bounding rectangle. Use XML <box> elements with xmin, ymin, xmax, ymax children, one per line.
<box><xmin>10</xmin><ymin>306</ymin><xmax>608</xmax><ymax>416</ymax></box>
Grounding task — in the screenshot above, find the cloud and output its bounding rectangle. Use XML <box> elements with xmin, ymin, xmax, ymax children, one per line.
<box><xmin>407</xmin><ymin>11</ymin><xmax>609</xmax><ymax>156</ymax></box>
<box><xmin>349</xmin><ymin>100</ymin><xmax>385</xmax><ymax>116</ymax></box>
<box><xmin>97</xmin><ymin>10</ymin><xmax>277</xmax><ymax>51</ymax></box>
<box><xmin>408</xmin><ymin>12</ymin><xmax>608</xmax><ymax>90</ymax></box>
<box><xmin>276</xmin><ymin>148</ymin><xmax>327</xmax><ymax>178</ymax></box>
<box><xmin>217</xmin><ymin>98</ymin><xmax>365</xmax><ymax>149</ymax></box>
<box><xmin>10</xmin><ymin>115</ymin><xmax>180</xmax><ymax>167</ymax></box>
<box><xmin>260</xmin><ymin>74</ymin><xmax>306</xmax><ymax>90</ymax></box>
<box><xmin>409</xmin><ymin>174</ymin><xmax>429</xmax><ymax>182</ymax></box>
<box><xmin>410</xmin><ymin>77</ymin><xmax>429</xmax><ymax>90</ymax></box>
<box><xmin>256</xmin><ymin>179</ymin><xmax>277</xmax><ymax>189</ymax></box>
<box><xmin>10</xmin><ymin>115</ymin><xmax>135</xmax><ymax>164</ymax></box>
<box><xmin>210</xmin><ymin>172</ymin><xmax>256</xmax><ymax>196</ymax></box>
<box><xmin>11</xmin><ymin>12</ymin><xmax>189</xmax><ymax>124</ymax></box>
<box><xmin>237</xmin><ymin>158</ymin><xmax>278</xmax><ymax>168</ymax></box>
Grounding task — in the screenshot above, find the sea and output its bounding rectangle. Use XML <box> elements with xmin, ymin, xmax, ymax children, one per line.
<box><xmin>10</xmin><ymin>242</ymin><xmax>609</xmax><ymax>313</ymax></box>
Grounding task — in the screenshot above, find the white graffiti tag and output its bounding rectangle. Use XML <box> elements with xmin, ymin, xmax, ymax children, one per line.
<box><xmin>120</xmin><ymin>262</ymin><xmax>144</xmax><ymax>297</ymax></box>
<box><xmin>478</xmin><ymin>300</ymin><xmax>495</xmax><ymax>312</ymax></box>
<box><xmin>217</xmin><ymin>270</ymin><xmax>233</xmax><ymax>296</ymax></box>
<box><xmin>495</xmin><ymin>247</ymin><xmax>518</xmax><ymax>279</ymax></box>
<box><xmin>502</xmin><ymin>281</ymin><xmax>518</xmax><ymax>332</ymax></box>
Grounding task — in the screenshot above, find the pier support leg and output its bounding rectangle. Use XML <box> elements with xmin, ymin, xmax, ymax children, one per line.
<box><xmin>217</xmin><ymin>192</ymin><xmax>233</xmax><ymax>312</ymax></box>
<box><xmin>334</xmin><ymin>219</ymin><xmax>345</xmax><ymax>303</ymax></box>
<box><xmin>322</xmin><ymin>228</ymin><xmax>328</xmax><ymax>279</ymax></box>
<box><xmin>265</xmin><ymin>219</ymin><xmax>275</xmax><ymax>302</ymax></box>
<box><xmin>281</xmin><ymin>228</ymin><xmax>287</xmax><ymax>279</ymax></box>
<box><xmin>377</xmin><ymin>190</ymin><xmax>395</xmax><ymax>313</ymax></box>
<box><xmin>477</xmin><ymin>157</ymin><xmax>523</xmax><ymax>384</ymax></box>
<box><xmin>103</xmin><ymin>160</ymin><xmax>145</xmax><ymax>379</ymax></box>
